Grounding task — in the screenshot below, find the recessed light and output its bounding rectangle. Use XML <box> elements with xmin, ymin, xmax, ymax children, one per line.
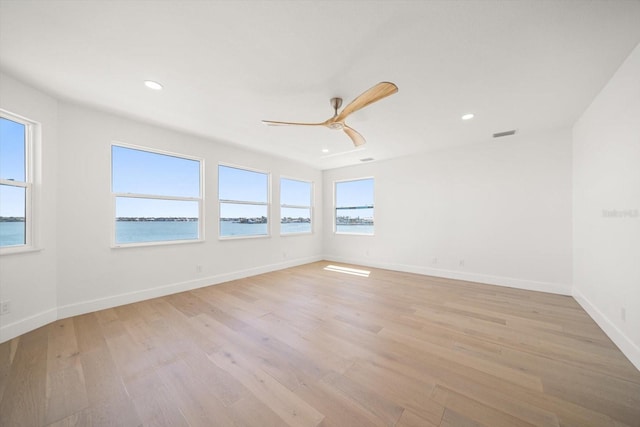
<box><xmin>321</xmin><ymin>148</ymin><xmax>329</xmax><ymax>153</ymax></box>
<box><xmin>144</xmin><ymin>80</ymin><xmax>163</xmax><ymax>90</ymax></box>
<box><xmin>461</xmin><ymin>113</ymin><xmax>474</xmax><ymax>120</ymax></box>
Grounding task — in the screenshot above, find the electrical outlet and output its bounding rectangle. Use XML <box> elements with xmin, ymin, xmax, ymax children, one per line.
<box><xmin>459</xmin><ymin>259</ymin><xmax>465</xmax><ymax>267</ymax></box>
<box><xmin>621</xmin><ymin>307</ymin><xmax>626</xmax><ymax>322</ymax></box>
<box><xmin>0</xmin><ymin>301</ymin><xmax>11</xmax><ymax>316</ymax></box>
<box><xmin>432</xmin><ymin>257</ymin><xmax>438</xmax><ymax>265</ymax></box>
<box><xmin>196</xmin><ymin>265</ymin><xmax>202</xmax><ymax>273</ymax></box>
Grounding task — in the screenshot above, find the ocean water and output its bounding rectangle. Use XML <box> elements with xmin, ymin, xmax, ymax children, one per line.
<box><xmin>220</xmin><ymin>221</ymin><xmax>311</xmax><ymax>236</ymax></box>
<box><xmin>0</xmin><ymin>222</ymin><xmax>25</xmax><ymax>247</ymax></box>
<box><xmin>336</xmin><ymin>224</ymin><xmax>374</xmax><ymax>234</ymax></box>
<box><xmin>280</xmin><ymin>222</ymin><xmax>311</xmax><ymax>234</ymax></box>
<box><xmin>1</xmin><ymin>221</ymin><xmax>369</xmax><ymax>247</ymax></box>
<box><xmin>115</xmin><ymin>220</ymin><xmax>313</xmax><ymax>243</ymax></box>
<box><xmin>116</xmin><ymin>221</ymin><xmax>199</xmax><ymax>244</ymax></box>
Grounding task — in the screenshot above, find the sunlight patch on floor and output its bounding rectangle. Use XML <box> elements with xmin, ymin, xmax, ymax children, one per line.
<box><xmin>324</xmin><ymin>265</ymin><xmax>371</xmax><ymax>277</ymax></box>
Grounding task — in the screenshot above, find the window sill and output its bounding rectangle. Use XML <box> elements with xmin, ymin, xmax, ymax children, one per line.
<box><xmin>334</xmin><ymin>232</ymin><xmax>375</xmax><ymax>236</ymax></box>
<box><xmin>0</xmin><ymin>246</ymin><xmax>44</xmax><ymax>256</ymax></box>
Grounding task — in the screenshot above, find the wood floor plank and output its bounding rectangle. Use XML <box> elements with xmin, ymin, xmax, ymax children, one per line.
<box><xmin>431</xmin><ymin>384</ymin><xmax>550</xmax><ymax>427</ymax></box>
<box><xmin>378</xmin><ymin>326</ymin><xmax>544</xmax><ymax>392</ymax></box>
<box><xmin>0</xmin><ymin>337</ymin><xmax>15</xmax><ymax>404</ymax></box>
<box><xmin>74</xmin><ymin>313</ymin><xmax>107</xmax><ymax>354</ymax></box>
<box><xmin>123</xmin><ymin>370</ymin><xmax>189</xmax><ymax>427</ymax></box>
<box><xmin>155</xmin><ymin>357</ymin><xmax>236</xmax><ymax>427</ymax></box>
<box><xmin>1</xmin><ymin>261</ymin><xmax>638</xmax><ymax>426</ymax></box>
<box><xmin>440</xmin><ymin>408</ymin><xmax>487</xmax><ymax>427</ymax></box>
<box><xmin>295</xmin><ymin>377</ymin><xmax>388</xmax><ymax>427</ymax></box>
<box><xmin>45</xmin><ymin>408</ymin><xmax>92</xmax><ymax>427</ymax></box>
<box><xmin>0</xmin><ymin>327</ymin><xmax>48</xmax><ymax>427</ymax></box>
<box><xmin>44</xmin><ymin>319</ymin><xmax>88</xmax><ymax>425</ymax></box>
<box><xmin>395</xmin><ymin>408</ymin><xmax>439</xmax><ymax>427</ymax></box>
<box><xmin>342</xmin><ymin>360</ymin><xmax>444</xmax><ymax>425</ymax></box>
<box><xmin>79</xmin><ymin>335</ymin><xmax>142</xmax><ymax>426</ymax></box>
<box><xmin>246</xmin><ymin>313</ymin><xmax>353</xmax><ymax>374</ymax></box>
<box><xmin>189</xmin><ymin>312</ymin><xmax>325</xmax><ymax>393</ymax></box>
<box><xmin>228</xmin><ymin>394</ymin><xmax>289</xmax><ymax>427</ymax></box>
<box><xmin>321</xmin><ymin>371</ymin><xmax>404</xmax><ymax>426</ymax></box>
<box><xmin>208</xmin><ymin>347</ymin><xmax>325</xmax><ymax>427</ymax></box>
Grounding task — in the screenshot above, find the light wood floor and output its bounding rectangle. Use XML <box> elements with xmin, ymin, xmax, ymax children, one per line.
<box><xmin>1</xmin><ymin>262</ymin><xmax>639</xmax><ymax>427</ymax></box>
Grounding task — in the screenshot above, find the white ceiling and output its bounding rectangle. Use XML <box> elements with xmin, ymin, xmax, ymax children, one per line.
<box><xmin>1</xmin><ymin>1</ymin><xmax>640</xmax><ymax>170</ymax></box>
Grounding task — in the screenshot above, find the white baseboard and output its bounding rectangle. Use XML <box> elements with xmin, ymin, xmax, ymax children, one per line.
<box><xmin>1</xmin><ymin>255</ymin><xmax>323</xmax><ymax>344</ymax></box>
<box><xmin>57</xmin><ymin>255</ymin><xmax>323</xmax><ymax>320</ymax></box>
<box><xmin>0</xmin><ymin>307</ymin><xmax>57</xmax><ymax>343</ymax></box>
<box><xmin>323</xmin><ymin>255</ymin><xmax>572</xmax><ymax>295</ymax></box>
<box><xmin>572</xmin><ymin>288</ymin><xmax>640</xmax><ymax>371</ymax></box>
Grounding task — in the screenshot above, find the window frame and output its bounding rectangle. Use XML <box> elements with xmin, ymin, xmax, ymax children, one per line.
<box><xmin>0</xmin><ymin>110</ymin><xmax>37</xmax><ymax>255</ymax></box>
<box><xmin>218</xmin><ymin>162</ymin><xmax>271</xmax><ymax>240</ymax></box>
<box><xmin>334</xmin><ymin>176</ymin><xmax>375</xmax><ymax>236</ymax></box>
<box><xmin>280</xmin><ymin>176</ymin><xmax>313</xmax><ymax>236</ymax></box>
<box><xmin>110</xmin><ymin>141</ymin><xmax>204</xmax><ymax>248</ymax></box>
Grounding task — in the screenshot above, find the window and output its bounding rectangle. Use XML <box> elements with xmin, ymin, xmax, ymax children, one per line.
<box><xmin>280</xmin><ymin>178</ymin><xmax>312</xmax><ymax>234</ymax></box>
<box><xmin>111</xmin><ymin>144</ymin><xmax>202</xmax><ymax>246</ymax></box>
<box><xmin>219</xmin><ymin>164</ymin><xmax>269</xmax><ymax>238</ymax></box>
<box><xmin>335</xmin><ymin>178</ymin><xmax>374</xmax><ymax>235</ymax></box>
<box><xmin>0</xmin><ymin>112</ymin><xmax>34</xmax><ymax>251</ymax></box>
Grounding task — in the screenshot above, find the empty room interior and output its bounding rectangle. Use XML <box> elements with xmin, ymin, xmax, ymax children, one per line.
<box><xmin>1</xmin><ymin>1</ymin><xmax>640</xmax><ymax>426</ymax></box>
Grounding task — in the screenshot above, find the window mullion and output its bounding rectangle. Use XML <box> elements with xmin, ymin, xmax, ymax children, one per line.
<box><xmin>220</xmin><ymin>199</ymin><xmax>268</xmax><ymax>206</ymax></box>
<box><xmin>281</xmin><ymin>203</ymin><xmax>311</xmax><ymax>209</ymax></box>
<box><xmin>114</xmin><ymin>192</ymin><xmax>200</xmax><ymax>202</ymax></box>
<box><xmin>0</xmin><ymin>179</ymin><xmax>28</xmax><ymax>188</ymax></box>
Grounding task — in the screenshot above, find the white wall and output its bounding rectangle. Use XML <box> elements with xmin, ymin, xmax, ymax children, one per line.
<box><xmin>0</xmin><ymin>73</ymin><xmax>59</xmax><ymax>341</ymax></box>
<box><xmin>55</xmin><ymin>102</ymin><xmax>323</xmax><ymax>318</ymax></box>
<box><xmin>323</xmin><ymin>128</ymin><xmax>573</xmax><ymax>295</ymax></box>
<box><xmin>572</xmin><ymin>43</ymin><xmax>640</xmax><ymax>369</ymax></box>
<box><xmin>0</xmin><ymin>73</ymin><xmax>323</xmax><ymax>342</ymax></box>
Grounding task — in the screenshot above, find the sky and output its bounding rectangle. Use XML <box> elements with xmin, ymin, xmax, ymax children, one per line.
<box><xmin>335</xmin><ymin>178</ymin><xmax>374</xmax><ymax>220</ymax></box>
<box><xmin>336</xmin><ymin>178</ymin><xmax>374</xmax><ymax>207</ymax></box>
<box><xmin>112</xmin><ymin>145</ymin><xmax>200</xmax><ymax>217</ymax></box>
<box><xmin>0</xmin><ymin>117</ymin><xmax>26</xmax><ymax>217</ymax></box>
<box><xmin>112</xmin><ymin>149</ymin><xmax>316</xmax><ymax>219</ymax></box>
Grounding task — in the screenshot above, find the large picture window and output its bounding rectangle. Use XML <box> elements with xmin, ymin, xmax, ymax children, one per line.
<box><xmin>111</xmin><ymin>144</ymin><xmax>202</xmax><ymax>246</ymax></box>
<box><xmin>219</xmin><ymin>164</ymin><xmax>269</xmax><ymax>238</ymax></box>
<box><xmin>335</xmin><ymin>178</ymin><xmax>374</xmax><ymax>235</ymax></box>
<box><xmin>0</xmin><ymin>112</ymin><xmax>33</xmax><ymax>251</ymax></box>
<box><xmin>280</xmin><ymin>178</ymin><xmax>312</xmax><ymax>235</ymax></box>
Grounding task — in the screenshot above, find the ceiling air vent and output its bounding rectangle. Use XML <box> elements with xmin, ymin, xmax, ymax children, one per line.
<box><xmin>493</xmin><ymin>129</ymin><xmax>517</xmax><ymax>138</ymax></box>
<box><xmin>360</xmin><ymin>157</ymin><xmax>375</xmax><ymax>162</ymax></box>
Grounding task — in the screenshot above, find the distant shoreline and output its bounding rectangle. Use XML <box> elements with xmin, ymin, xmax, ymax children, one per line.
<box><xmin>116</xmin><ymin>217</ymin><xmax>198</xmax><ymax>222</ymax></box>
<box><xmin>0</xmin><ymin>217</ymin><xmax>25</xmax><ymax>223</ymax></box>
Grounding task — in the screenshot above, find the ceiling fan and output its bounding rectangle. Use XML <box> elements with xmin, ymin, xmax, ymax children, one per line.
<box><xmin>262</xmin><ymin>81</ymin><xmax>398</xmax><ymax>147</ymax></box>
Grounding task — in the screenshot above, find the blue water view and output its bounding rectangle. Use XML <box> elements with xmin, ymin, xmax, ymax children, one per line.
<box><xmin>114</xmin><ymin>220</ymin><xmax>314</xmax><ymax>244</ymax></box>
<box><xmin>1</xmin><ymin>221</ymin><xmax>372</xmax><ymax>247</ymax></box>
<box><xmin>0</xmin><ymin>221</ymin><xmax>25</xmax><ymax>247</ymax></box>
<box><xmin>115</xmin><ymin>220</ymin><xmax>199</xmax><ymax>244</ymax></box>
<box><xmin>336</xmin><ymin>224</ymin><xmax>374</xmax><ymax>234</ymax></box>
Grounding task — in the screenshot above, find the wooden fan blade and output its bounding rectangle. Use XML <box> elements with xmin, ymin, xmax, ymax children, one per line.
<box><xmin>343</xmin><ymin>125</ymin><xmax>366</xmax><ymax>147</ymax></box>
<box><xmin>336</xmin><ymin>82</ymin><xmax>398</xmax><ymax>122</ymax></box>
<box><xmin>262</xmin><ymin>120</ymin><xmax>324</xmax><ymax>126</ymax></box>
